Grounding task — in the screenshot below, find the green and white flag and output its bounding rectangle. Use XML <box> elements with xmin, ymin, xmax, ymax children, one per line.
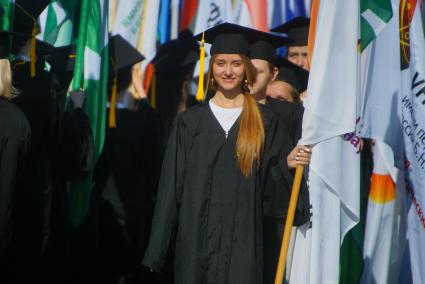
<box><xmin>69</xmin><ymin>0</ymin><xmax>109</xmax><ymax>227</ymax></box>
<box><xmin>37</xmin><ymin>0</ymin><xmax>76</xmax><ymax>46</ymax></box>
<box><xmin>360</xmin><ymin>0</ymin><xmax>393</xmax><ymax>50</ymax></box>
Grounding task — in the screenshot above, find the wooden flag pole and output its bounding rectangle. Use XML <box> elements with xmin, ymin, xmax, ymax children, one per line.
<box><xmin>274</xmin><ymin>165</ymin><xmax>304</xmax><ymax>284</ymax></box>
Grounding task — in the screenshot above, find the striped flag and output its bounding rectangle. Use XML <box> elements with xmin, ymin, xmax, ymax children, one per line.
<box><xmin>300</xmin><ymin>0</ymin><xmax>361</xmax><ymax>283</ymax></box>
<box><xmin>68</xmin><ymin>0</ymin><xmax>109</xmax><ymax>227</ymax></box>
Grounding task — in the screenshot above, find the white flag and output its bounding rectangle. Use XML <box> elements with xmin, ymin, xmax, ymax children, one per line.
<box><xmin>301</xmin><ymin>0</ymin><xmax>361</xmax><ymax>282</ymax></box>
<box><xmin>111</xmin><ymin>0</ymin><xmax>144</xmax><ymax>47</ymax></box>
<box><xmin>401</xmin><ymin>4</ymin><xmax>425</xmax><ymax>283</ymax></box>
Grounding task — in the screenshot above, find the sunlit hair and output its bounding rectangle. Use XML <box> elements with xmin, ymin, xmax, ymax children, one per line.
<box><xmin>206</xmin><ymin>54</ymin><xmax>265</xmax><ymax>177</ymax></box>
<box><xmin>0</xmin><ymin>59</ymin><xmax>14</xmax><ymax>100</ymax></box>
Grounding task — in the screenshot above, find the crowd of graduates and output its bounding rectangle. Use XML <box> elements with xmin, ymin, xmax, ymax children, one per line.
<box><xmin>0</xmin><ymin>2</ymin><xmax>321</xmax><ymax>284</ymax></box>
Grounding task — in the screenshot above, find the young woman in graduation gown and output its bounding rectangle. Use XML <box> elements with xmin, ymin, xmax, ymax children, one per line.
<box><xmin>142</xmin><ymin>24</ymin><xmax>298</xmax><ymax>284</ymax></box>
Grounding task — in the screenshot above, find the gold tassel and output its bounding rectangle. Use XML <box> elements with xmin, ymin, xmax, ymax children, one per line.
<box><xmin>109</xmin><ymin>76</ymin><xmax>118</xmax><ymax>128</ymax></box>
<box><xmin>150</xmin><ymin>73</ymin><xmax>157</xmax><ymax>109</ymax></box>
<box><xmin>195</xmin><ymin>32</ymin><xmax>205</xmax><ymax>102</ymax></box>
<box><xmin>30</xmin><ymin>23</ymin><xmax>38</xmax><ymax>78</ymax></box>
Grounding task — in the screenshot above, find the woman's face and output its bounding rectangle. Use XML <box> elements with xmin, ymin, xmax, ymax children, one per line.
<box><xmin>212</xmin><ymin>54</ymin><xmax>246</xmax><ymax>93</ymax></box>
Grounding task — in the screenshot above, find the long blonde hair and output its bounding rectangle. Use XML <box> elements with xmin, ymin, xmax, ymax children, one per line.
<box><xmin>0</xmin><ymin>59</ymin><xmax>14</xmax><ymax>100</ymax></box>
<box><xmin>207</xmin><ymin>54</ymin><xmax>265</xmax><ymax>177</ymax></box>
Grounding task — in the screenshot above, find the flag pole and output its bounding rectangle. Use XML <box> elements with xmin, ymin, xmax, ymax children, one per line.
<box><xmin>274</xmin><ymin>165</ymin><xmax>304</xmax><ymax>284</ymax></box>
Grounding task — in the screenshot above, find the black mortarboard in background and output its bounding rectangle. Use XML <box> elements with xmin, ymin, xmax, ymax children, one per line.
<box><xmin>109</xmin><ymin>34</ymin><xmax>145</xmax><ymax>75</ymax></box>
<box><xmin>271</xmin><ymin>17</ymin><xmax>310</xmax><ymax>46</ymax></box>
<box><xmin>108</xmin><ymin>34</ymin><xmax>145</xmax><ymax>128</ymax></box>
<box><xmin>276</xmin><ymin>57</ymin><xmax>309</xmax><ymax>93</ymax></box>
<box><xmin>45</xmin><ymin>45</ymin><xmax>76</xmax><ymax>89</ymax></box>
<box><xmin>234</xmin><ymin>26</ymin><xmax>291</xmax><ymax>66</ymax></box>
<box><xmin>194</xmin><ymin>23</ymin><xmax>251</xmax><ymax>56</ymax></box>
<box><xmin>13</xmin><ymin>0</ymin><xmax>50</xmax><ymax>35</ymax></box>
<box><xmin>153</xmin><ymin>29</ymin><xmax>201</xmax><ymax>74</ymax></box>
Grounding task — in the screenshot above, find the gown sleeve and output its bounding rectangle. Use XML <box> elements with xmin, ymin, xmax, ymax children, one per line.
<box><xmin>58</xmin><ymin>108</ymin><xmax>95</xmax><ymax>180</ymax></box>
<box><xmin>261</xmin><ymin>115</ymin><xmax>295</xmax><ymax>218</ymax></box>
<box><xmin>142</xmin><ymin>115</ymin><xmax>186</xmax><ymax>272</ymax></box>
<box><xmin>0</xmin><ymin>136</ymin><xmax>29</xmax><ymax>255</ymax></box>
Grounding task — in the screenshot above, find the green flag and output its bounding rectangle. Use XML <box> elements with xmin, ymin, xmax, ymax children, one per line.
<box><xmin>1</xmin><ymin>0</ymin><xmax>15</xmax><ymax>31</ymax></box>
<box><xmin>360</xmin><ymin>0</ymin><xmax>393</xmax><ymax>50</ymax></box>
<box><xmin>69</xmin><ymin>0</ymin><xmax>109</xmax><ymax>227</ymax></box>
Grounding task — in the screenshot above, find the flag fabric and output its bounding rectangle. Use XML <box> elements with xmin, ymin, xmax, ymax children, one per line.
<box><xmin>68</xmin><ymin>0</ymin><xmax>109</xmax><ymax>227</ymax></box>
<box><xmin>111</xmin><ymin>0</ymin><xmax>143</xmax><ymax>47</ymax></box>
<box><xmin>137</xmin><ymin>0</ymin><xmax>160</xmax><ymax>71</ymax></box>
<box><xmin>400</xmin><ymin>1</ymin><xmax>425</xmax><ymax>282</ymax></box>
<box><xmin>359</xmin><ymin>0</ymin><xmax>404</xmax><ymax>166</ymax></box>
<box><xmin>0</xmin><ymin>0</ymin><xmax>15</xmax><ymax>32</ymax></box>
<box><xmin>237</xmin><ymin>0</ymin><xmax>268</xmax><ymax>31</ymax></box>
<box><xmin>170</xmin><ymin>0</ymin><xmax>181</xmax><ymax>39</ymax></box>
<box><xmin>158</xmin><ymin>0</ymin><xmax>171</xmax><ymax>43</ymax></box>
<box><xmin>361</xmin><ymin>140</ymin><xmax>407</xmax><ymax>284</ymax></box>
<box><xmin>300</xmin><ymin>0</ymin><xmax>361</xmax><ymax>283</ymax></box>
<box><xmin>360</xmin><ymin>0</ymin><xmax>393</xmax><ymax>51</ymax></box>
<box><xmin>179</xmin><ymin>0</ymin><xmax>197</xmax><ymax>31</ymax></box>
<box><xmin>37</xmin><ymin>0</ymin><xmax>70</xmax><ymax>45</ymax></box>
<box><xmin>285</xmin><ymin>0</ymin><xmax>310</xmax><ymax>21</ymax></box>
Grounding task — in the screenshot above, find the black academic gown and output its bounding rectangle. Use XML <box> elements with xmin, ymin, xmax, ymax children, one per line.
<box><xmin>143</xmin><ymin>102</ymin><xmax>293</xmax><ymax>284</ymax></box>
<box><xmin>0</xmin><ymin>98</ymin><xmax>30</xmax><ymax>266</ymax></box>
<box><xmin>11</xmin><ymin>61</ymin><xmax>62</xmax><ymax>280</ymax></box>
<box><xmin>91</xmin><ymin>100</ymin><xmax>163</xmax><ymax>283</ymax></box>
<box><xmin>266</xmin><ymin>97</ymin><xmax>304</xmax><ymax>146</ymax></box>
<box><xmin>263</xmin><ymin>98</ymin><xmax>309</xmax><ymax>284</ymax></box>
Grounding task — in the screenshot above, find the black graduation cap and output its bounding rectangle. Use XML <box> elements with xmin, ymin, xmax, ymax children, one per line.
<box><xmin>109</xmin><ymin>34</ymin><xmax>145</xmax><ymax>75</ymax></box>
<box><xmin>13</xmin><ymin>0</ymin><xmax>50</xmax><ymax>35</ymax></box>
<box><xmin>153</xmin><ymin>29</ymin><xmax>201</xmax><ymax>74</ymax></box>
<box><xmin>194</xmin><ymin>23</ymin><xmax>251</xmax><ymax>56</ymax></box>
<box><xmin>234</xmin><ymin>26</ymin><xmax>291</xmax><ymax>66</ymax></box>
<box><xmin>276</xmin><ymin>57</ymin><xmax>309</xmax><ymax>93</ymax></box>
<box><xmin>271</xmin><ymin>17</ymin><xmax>310</xmax><ymax>46</ymax></box>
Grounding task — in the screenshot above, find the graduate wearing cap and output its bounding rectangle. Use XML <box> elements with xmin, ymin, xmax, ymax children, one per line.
<box><xmin>153</xmin><ymin>29</ymin><xmax>201</xmax><ymax>140</ymax></box>
<box><xmin>89</xmin><ymin>34</ymin><xmax>163</xmax><ymax>284</ymax></box>
<box><xmin>142</xmin><ymin>23</ymin><xmax>296</xmax><ymax>284</ymax></box>
<box><xmin>239</xmin><ymin>26</ymin><xmax>311</xmax><ymax>284</ymax></box>
<box><xmin>271</xmin><ymin>17</ymin><xmax>310</xmax><ymax>70</ymax></box>
<box><xmin>7</xmin><ymin>2</ymin><xmax>72</xmax><ymax>281</ymax></box>
<box><xmin>0</xmin><ymin>33</ymin><xmax>31</xmax><ymax>283</ymax></box>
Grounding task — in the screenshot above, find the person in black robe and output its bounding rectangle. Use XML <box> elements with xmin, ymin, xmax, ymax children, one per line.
<box><xmin>90</xmin><ymin>35</ymin><xmax>163</xmax><ymax>284</ymax></box>
<box><xmin>0</xmin><ymin>33</ymin><xmax>31</xmax><ymax>283</ymax></box>
<box><xmin>241</xmin><ymin>27</ymin><xmax>311</xmax><ymax>284</ymax></box>
<box><xmin>142</xmin><ymin>23</ymin><xmax>300</xmax><ymax>284</ymax></box>
<box><xmin>153</xmin><ymin>29</ymin><xmax>201</xmax><ymax>140</ymax></box>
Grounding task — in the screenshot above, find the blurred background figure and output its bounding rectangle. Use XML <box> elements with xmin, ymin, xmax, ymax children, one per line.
<box><xmin>271</xmin><ymin>17</ymin><xmax>310</xmax><ymax>71</ymax></box>
<box><xmin>90</xmin><ymin>34</ymin><xmax>163</xmax><ymax>284</ymax></box>
<box><xmin>267</xmin><ymin>58</ymin><xmax>309</xmax><ymax>103</ymax></box>
<box><xmin>0</xmin><ymin>30</ymin><xmax>31</xmax><ymax>284</ymax></box>
<box><xmin>152</xmin><ymin>29</ymin><xmax>201</xmax><ymax>140</ymax></box>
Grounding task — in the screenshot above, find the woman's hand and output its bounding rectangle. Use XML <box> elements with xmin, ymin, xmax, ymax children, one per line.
<box><xmin>287</xmin><ymin>145</ymin><xmax>311</xmax><ymax>169</ymax></box>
